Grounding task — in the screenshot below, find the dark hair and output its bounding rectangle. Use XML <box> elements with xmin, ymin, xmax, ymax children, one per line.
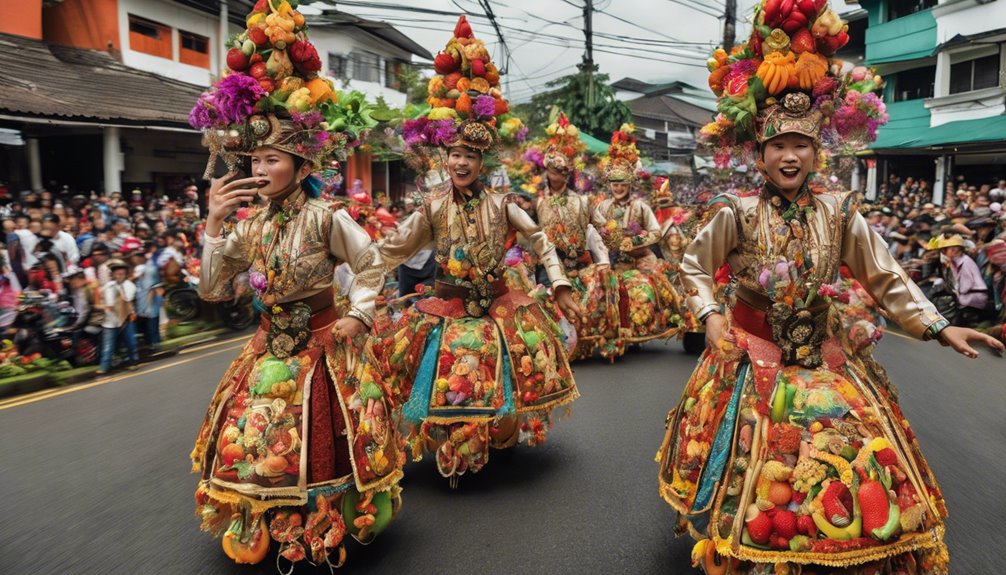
<box><xmin>42</xmin><ymin>213</ymin><xmax>60</xmax><ymax>225</ymax></box>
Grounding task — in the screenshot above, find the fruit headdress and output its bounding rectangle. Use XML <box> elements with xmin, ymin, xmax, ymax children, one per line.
<box><xmin>189</xmin><ymin>0</ymin><xmax>382</xmax><ymax>180</ymax></box>
<box><xmin>603</xmin><ymin>123</ymin><xmax>641</xmax><ymax>183</ymax></box>
<box><xmin>700</xmin><ymin>0</ymin><xmax>887</xmax><ymax>166</ymax></box>
<box><xmin>542</xmin><ymin>113</ymin><xmax>585</xmax><ymax>174</ymax></box>
<box><xmin>402</xmin><ymin>16</ymin><xmax>525</xmax><ymax>161</ymax></box>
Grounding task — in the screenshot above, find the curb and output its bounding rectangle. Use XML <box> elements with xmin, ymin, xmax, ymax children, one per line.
<box><xmin>0</xmin><ymin>326</ymin><xmax>235</xmax><ymax>399</ymax></box>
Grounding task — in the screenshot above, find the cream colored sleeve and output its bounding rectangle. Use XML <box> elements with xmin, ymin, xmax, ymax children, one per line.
<box><xmin>584</xmin><ymin>200</ymin><xmax>610</xmax><ymax>265</ymax></box>
<box><xmin>841</xmin><ymin>208</ymin><xmax>947</xmax><ymax>340</ymax></box>
<box><xmin>506</xmin><ymin>201</ymin><xmax>571</xmax><ymax>289</ymax></box>
<box><xmin>329</xmin><ymin>209</ymin><xmax>383</xmax><ymax>328</ymax></box>
<box><xmin>680</xmin><ymin>201</ymin><xmax>738</xmax><ymax>321</ymax></box>
<box><xmin>376</xmin><ymin>210</ymin><xmax>435</xmax><ymax>271</ymax></box>
<box><xmin>198</xmin><ymin>219</ymin><xmax>254</xmax><ymax>302</ymax></box>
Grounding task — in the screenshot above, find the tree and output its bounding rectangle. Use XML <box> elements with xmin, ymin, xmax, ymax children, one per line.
<box><xmin>513</xmin><ymin>72</ymin><xmax>632</xmax><ymax>141</ymax></box>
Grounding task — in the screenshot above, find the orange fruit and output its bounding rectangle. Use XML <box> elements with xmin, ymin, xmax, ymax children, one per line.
<box><xmin>767</xmin><ymin>481</ymin><xmax>793</xmax><ymax>506</ymax></box>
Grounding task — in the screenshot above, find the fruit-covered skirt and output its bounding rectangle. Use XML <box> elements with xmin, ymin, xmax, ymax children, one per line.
<box><xmin>190</xmin><ymin>303</ymin><xmax>403</xmax><ymax>569</ymax></box>
<box><xmin>369</xmin><ymin>287</ymin><xmax>578</xmax><ymax>484</ymax></box>
<box><xmin>611</xmin><ymin>255</ymin><xmax>682</xmax><ymax>351</ymax></box>
<box><xmin>656</xmin><ymin>295</ymin><xmax>949</xmax><ymax>574</ymax></box>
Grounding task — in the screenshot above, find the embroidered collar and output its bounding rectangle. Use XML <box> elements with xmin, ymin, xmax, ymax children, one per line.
<box><xmin>268</xmin><ymin>187</ymin><xmax>306</xmax><ymax>226</ymax></box>
<box><xmin>765</xmin><ymin>183</ymin><xmax>812</xmax><ymax>222</ymax></box>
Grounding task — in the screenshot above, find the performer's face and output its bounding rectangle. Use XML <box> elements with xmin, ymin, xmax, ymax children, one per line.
<box><xmin>610</xmin><ymin>181</ymin><xmax>631</xmax><ymax>201</ymax></box>
<box><xmin>447</xmin><ymin>146</ymin><xmax>482</xmax><ymax>189</ymax></box>
<box><xmin>761</xmin><ymin>133</ymin><xmax>816</xmax><ymax>195</ymax></box>
<box><xmin>546</xmin><ymin>167</ymin><xmax>567</xmax><ymax>191</ymax></box>
<box><xmin>250</xmin><ymin>148</ymin><xmax>311</xmax><ymax>201</ymax></box>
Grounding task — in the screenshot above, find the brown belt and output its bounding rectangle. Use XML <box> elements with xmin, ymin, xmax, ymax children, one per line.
<box><xmin>735</xmin><ymin>284</ymin><xmax>774</xmax><ymax>312</ymax></box>
<box><xmin>434</xmin><ymin>279</ymin><xmax>508</xmax><ymax>301</ymax></box>
<box><xmin>258</xmin><ymin>287</ymin><xmax>336</xmax><ymax>332</ymax></box>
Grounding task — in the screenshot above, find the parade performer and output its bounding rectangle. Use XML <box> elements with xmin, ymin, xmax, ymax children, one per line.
<box><xmin>535</xmin><ymin>113</ymin><xmax>619</xmax><ymax>360</ymax></box>
<box><xmin>370</xmin><ymin>16</ymin><xmax>581</xmax><ymax>486</ymax></box>
<box><xmin>657</xmin><ymin>2</ymin><xmax>1004</xmax><ymax>572</ymax></box>
<box><xmin>187</xmin><ymin>0</ymin><xmax>403</xmax><ymax>568</ymax></box>
<box><xmin>596</xmin><ymin>126</ymin><xmax>682</xmax><ymax>354</ymax></box>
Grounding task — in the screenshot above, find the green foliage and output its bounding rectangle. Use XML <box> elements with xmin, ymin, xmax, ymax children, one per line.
<box><xmin>396</xmin><ymin>66</ymin><xmax>430</xmax><ymax>106</ymax></box>
<box><xmin>517</xmin><ymin>72</ymin><xmax>632</xmax><ymax>141</ymax></box>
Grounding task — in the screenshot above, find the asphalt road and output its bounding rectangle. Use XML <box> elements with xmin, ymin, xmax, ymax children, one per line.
<box><xmin>1</xmin><ymin>330</ymin><xmax>1003</xmax><ymax>574</ymax></box>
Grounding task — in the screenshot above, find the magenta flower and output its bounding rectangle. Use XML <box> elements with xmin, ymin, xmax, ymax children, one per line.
<box><xmin>473</xmin><ymin>95</ymin><xmax>497</xmax><ymax>119</ymax></box>
<box><xmin>249</xmin><ymin>271</ymin><xmax>268</xmax><ymax>294</ymax></box>
<box><xmin>213</xmin><ymin>74</ymin><xmax>267</xmax><ymax>125</ymax></box>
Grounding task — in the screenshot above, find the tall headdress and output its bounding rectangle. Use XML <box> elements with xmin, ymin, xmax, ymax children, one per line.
<box><xmin>603</xmin><ymin>123</ymin><xmax>640</xmax><ymax>182</ymax></box>
<box><xmin>189</xmin><ymin>0</ymin><xmax>382</xmax><ymax>179</ymax></box>
<box><xmin>402</xmin><ymin>16</ymin><xmax>524</xmax><ymax>160</ymax></box>
<box><xmin>542</xmin><ymin>112</ymin><xmax>585</xmax><ymax>174</ymax></box>
<box><xmin>699</xmin><ymin>0</ymin><xmax>888</xmax><ymax>165</ymax></box>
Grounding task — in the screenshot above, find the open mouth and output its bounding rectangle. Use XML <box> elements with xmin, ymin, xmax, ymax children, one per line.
<box><xmin>779</xmin><ymin>167</ymin><xmax>801</xmax><ymax>179</ymax></box>
<box><xmin>453</xmin><ymin>169</ymin><xmax>472</xmax><ymax>178</ymax></box>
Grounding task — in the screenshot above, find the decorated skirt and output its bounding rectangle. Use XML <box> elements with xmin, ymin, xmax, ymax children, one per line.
<box><xmin>611</xmin><ymin>256</ymin><xmax>683</xmax><ymax>351</ymax></box>
<box><xmin>190</xmin><ymin>305</ymin><xmax>404</xmax><ymax>569</ymax></box>
<box><xmin>369</xmin><ymin>289</ymin><xmax>578</xmax><ymax>485</ymax></box>
<box><xmin>656</xmin><ymin>297</ymin><xmax>949</xmax><ymax>574</ymax></box>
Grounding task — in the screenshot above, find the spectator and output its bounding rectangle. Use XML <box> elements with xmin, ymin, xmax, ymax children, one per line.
<box><xmin>98</xmin><ymin>258</ymin><xmax>138</xmax><ymax>375</ymax></box>
<box><xmin>40</xmin><ymin>213</ymin><xmax>80</xmax><ymax>265</ymax></box>
<box><xmin>129</xmin><ymin>245</ymin><xmax>162</xmax><ymax>347</ymax></box>
<box><xmin>939</xmin><ymin>234</ymin><xmax>990</xmax><ymax>326</ymax></box>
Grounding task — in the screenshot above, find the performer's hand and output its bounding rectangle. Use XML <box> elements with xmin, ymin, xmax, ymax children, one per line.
<box><xmin>554</xmin><ymin>285</ymin><xmax>582</xmax><ymax>325</ymax></box>
<box><xmin>205</xmin><ymin>171</ymin><xmax>264</xmax><ymax>237</ymax></box>
<box><xmin>937</xmin><ymin>326</ymin><xmax>1004</xmax><ymax>359</ymax></box>
<box><xmin>704</xmin><ymin>313</ymin><xmax>733</xmax><ymax>350</ymax></box>
<box><xmin>333</xmin><ymin>317</ymin><xmax>368</xmax><ymax>340</ymax></box>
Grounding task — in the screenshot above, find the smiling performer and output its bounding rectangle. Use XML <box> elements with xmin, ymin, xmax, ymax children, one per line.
<box><xmin>368</xmin><ymin>16</ymin><xmax>581</xmax><ymax>487</ymax></box>
<box><xmin>595</xmin><ymin>125</ymin><xmax>682</xmax><ymax>358</ymax></box>
<box><xmin>656</xmin><ymin>2</ymin><xmax>1002</xmax><ymax>573</ymax></box>
<box><xmin>186</xmin><ymin>1</ymin><xmax>402</xmax><ymax>569</ymax></box>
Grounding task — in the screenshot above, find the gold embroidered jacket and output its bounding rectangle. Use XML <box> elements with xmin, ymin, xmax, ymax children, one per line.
<box><xmin>536</xmin><ymin>187</ymin><xmax>610</xmax><ymax>266</ymax></box>
<box><xmin>681</xmin><ymin>189</ymin><xmax>947</xmax><ymax>340</ymax></box>
<box><xmin>378</xmin><ymin>185</ymin><xmax>571</xmax><ymax>289</ymax></box>
<box><xmin>596</xmin><ymin>197</ymin><xmax>662</xmax><ymax>251</ymax></box>
<box><xmin>199</xmin><ymin>190</ymin><xmax>382</xmax><ymax>327</ymax></box>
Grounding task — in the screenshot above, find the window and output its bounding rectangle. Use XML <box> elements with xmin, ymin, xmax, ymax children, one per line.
<box><xmin>128</xmin><ymin>14</ymin><xmax>171</xmax><ymax>59</ymax></box>
<box><xmin>179</xmin><ymin>30</ymin><xmax>209</xmax><ymax>68</ymax></box>
<box><xmin>384</xmin><ymin>60</ymin><xmax>410</xmax><ymax>92</ymax></box>
<box><xmin>949</xmin><ymin>54</ymin><xmax>1001</xmax><ymax>95</ymax></box>
<box><xmin>894</xmin><ymin>65</ymin><xmax>935</xmax><ymax>101</ymax></box>
<box><xmin>886</xmin><ymin>0</ymin><xmax>937</xmax><ymax>20</ymax></box>
<box><xmin>328</xmin><ymin>53</ymin><xmax>349</xmax><ymax>79</ymax></box>
<box><xmin>351</xmin><ymin>51</ymin><xmax>380</xmax><ymax>83</ymax></box>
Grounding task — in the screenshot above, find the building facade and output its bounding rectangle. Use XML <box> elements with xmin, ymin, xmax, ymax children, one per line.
<box><xmin>0</xmin><ymin>0</ymin><xmax>430</xmax><ymax>198</ymax></box>
<box><xmin>859</xmin><ymin>0</ymin><xmax>1006</xmax><ymax>203</ymax></box>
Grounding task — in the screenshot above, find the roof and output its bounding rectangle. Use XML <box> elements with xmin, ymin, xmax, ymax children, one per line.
<box><xmin>871</xmin><ymin>99</ymin><xmax>1006</xmax><ymax>151</ymax></box>
<box><xmin>311</xmin><ymin>9</ymin><xmax>434</xmax><ymax>60</ymax></box>
<box><xmin>612</xmin><ymin>77</ymin><xmax>706</xmax><ymax>97</ymax></box>
<box><xmin>0</xmin><ymin>33</ymin><xmax>203</xmax><ymax>128</ymax></box>
<box><xmin>626</xmin><ymin>94</ymin><xmax>715</xmax><ymax>127</ymax></box>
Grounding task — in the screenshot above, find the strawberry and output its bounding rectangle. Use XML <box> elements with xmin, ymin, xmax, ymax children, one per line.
<box><xmin>253</xmin><ymin>0</ymin><xmax>268</xmax><ymax>13</ymax></box>
<box><xmin>249</xmin><ymin>61</ymin><xmax>268</xmax><ymax>79</ymax></box>
<box><xmin>813</xmin><ymin>0</ymin><xmax>828</xmax><ymax>13</ymax></box>
<box><xmin>770</xmin><ymin>534</ymin><xmax>790</xmax><ymax>550</ymax></box>
<box><xmin>797</xmin><ymin>514</ymin><xmax>818</xmax><ymax>537</ymax></box>
<box><xmin>226</xmin><ymin>48</ymin><xmax>249</xmax><ymax>71</ymax></box>
<box><xmin>781</xmin><ymin>11</ymin><xmax>807</xmax><ymax>33</ymax></box>
<box><xmin>763</xmin><ymin>0</ymin><xmax>783</xmax><ymax>27</ymax></box>
<box><xmin>471</xmin><ymin>59</ymin><xmax>486</xmax><ymax>77</ymax></box>
<box><xmin>815</xmin><ymin>35</ymin><xmax>842</xmax><ymax>56</ymax></box>
<box><xmin>746</xmin><ymin>511</ymin><xmax>773</xmax><ymax>545</ymax></box>
<box><xmin>790</xmin><ymin>28</ymin><xmax>816</xmax><ymax>53</ymax></box>
<box><xmin>248</xmin><ymin>26</ymin><xmax>268</xmax><ymax>47</ymax></box>
<box><xmin>773</xmin><ymin>510</ymin><xmax>799</xmax><ymax>539</ymax></box>
<box><xmin>434</xmin><ymin>51</ymin><xmax>459</xmax><ymax>74</ymax></box>
<box><xmin>874</xmin><ymin>448</ymin><xmax>898</xmax><ymax>467</ymax></box>
<box><xmin>250</xmin><ymin>52</ymin><xmax>263</xmax><ymax>64</ymax></box>
<box><xmin>797</xmin><ymin>0</ymin><xmax>816</xmax><ymax>18</ymax></box>
<box><xmin>896</xmin><ymin>481</ymin><xmax>918</xmax><ymax>511</ymax></box>
<box><xmin>858</xmin><ymin>480</ymin><xmax>891</xmax><ymax>535</ymax></box>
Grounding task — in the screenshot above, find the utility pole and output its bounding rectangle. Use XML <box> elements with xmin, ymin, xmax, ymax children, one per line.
<box><xmin>579</xmin><ymin>0</ymin><xmax>597</xmax><ymax>108</ymax></box>
<box><xmin>723</xmin><ymin>0</ymin><xmax>737</xmax><ymax>51</ymax></box>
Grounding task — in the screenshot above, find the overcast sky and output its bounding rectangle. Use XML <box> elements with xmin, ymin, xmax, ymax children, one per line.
<box><xmin>305</xmin><ymin>0</ymin><xmax>859</xmax><ymax>102</ymax></box>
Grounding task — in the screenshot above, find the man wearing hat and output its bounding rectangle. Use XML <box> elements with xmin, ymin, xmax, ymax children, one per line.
<box><xmin>97</xmin><ymin>257</ymin><xmax>138</xmax><ymax>374</ymax></box>
<box><xmin>62</xmin><ymin>265</ymin><xmax>102</xmax><ymax>351</ymax></box>
<box><xmin>938</xmin><ymin>234</ymin><xmax>990</xmax><ymax>326</ymax></box>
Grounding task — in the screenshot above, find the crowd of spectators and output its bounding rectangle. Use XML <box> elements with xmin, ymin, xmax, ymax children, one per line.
<box><xmin>859</xmin><ymin>174</ymin><xmax>1006</xmax><ymax>335</ymax></box>
<box><xmin>1</xmin><ymin>184</ymin><xmax>203</xmax><ymax>372</ymax></box>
